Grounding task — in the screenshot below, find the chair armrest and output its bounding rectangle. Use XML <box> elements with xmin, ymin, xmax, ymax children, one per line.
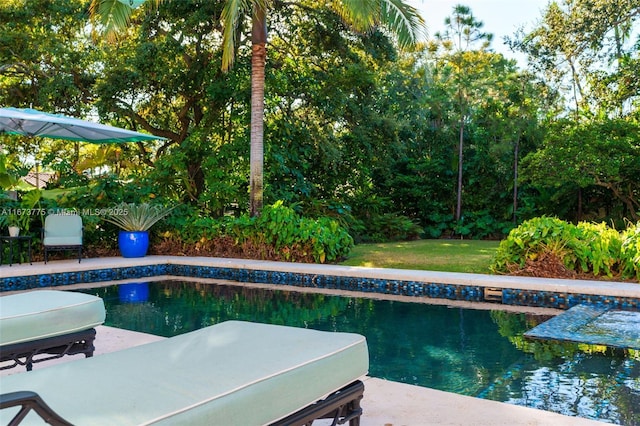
<box><xmin>0</xmin><ymin>391</ymin><xmax>72</xmax><ymax>426</ymax></box>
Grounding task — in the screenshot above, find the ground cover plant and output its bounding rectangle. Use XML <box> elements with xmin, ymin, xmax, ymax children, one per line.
<box><xmin>148</xmin><ymin>201</ymin><xmax>354</xmax><ymax>264</ymax></box>
<box><xmin>490</xmin><ymin>217</ymin><xmax>640</xmax><ymax>282</ymax></box>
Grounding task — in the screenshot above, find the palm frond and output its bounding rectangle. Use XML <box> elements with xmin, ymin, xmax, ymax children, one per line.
<box><xmin>334</xmin><ymin>0</ymin><xmax>381</xmax><ymax>33</ymax></box>
<box><xmin>89</xmin><ymin>0</ymin><xmax>135</xmax><ymax>41</ymax></box>
<box><xmin>89</xmin><ymin>0</ymin><xmax>163</xmax><ymax>42</ymax></box>
<box><xmin>380</xmin><ymin>0</ymin><xmax>426</xmax><ymax>49</ymax></box>
<box><xmin>221</xmin><ymin>0</ymin><xmax>254</xmax><ymax>71</ymax></box>
<box><xmin>331</xmin><ymin>0</ymin><xmax>425</xmax><ymax>48</ymax></box>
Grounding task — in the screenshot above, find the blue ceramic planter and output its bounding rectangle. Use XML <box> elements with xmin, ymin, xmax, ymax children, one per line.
<box><xmin>118</xmin><ymin>230</ymin><xmax>149</xmax><ymax>258</ymax></box>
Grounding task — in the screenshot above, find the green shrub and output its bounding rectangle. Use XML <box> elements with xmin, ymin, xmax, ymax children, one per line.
<box><xmin>491</xmin><ymin>217</ymin><xmax>636</xmax><ymax>282</ymax></box>
<box><xmin>454</xmin><ymin>211</ymin><xmax>514</xmax><ymax>240</ymax></box>
<box><xmin>423</xmin><ymin>212</ymin><xmax>454</xmax><ymax>238</ymax></box>
<box><xmin>177</xmin><ymin>201</ymin><xmax>354</xmax><ymax>263</ymax></box>
<box><xmin>424</xmin><ymin>211</ymin><xmax>513</xmax><ymax>240</ymax></box>
<box><xmin>490</xmin><ymin>216</ymin><xmax>577</xmax><ymax>273</ymax></box>
<box><xmin>349</xmin><ymin>213</ymin><xmax>422</xmax><ymax>243</ymax></box>
<box><xmin>367</xmin><ymin>213</ymin><xmax>422</xmax><ymax>242</ymax></box>
<box><xmin>621</xmin><ymin>222</ymin><xmax>640</xmax><ymax>280</ymax></box>
<box><xmin>297</xmin><ymin>216</ymin><xmax>354</xmax><ymax>263</ymax></box>
<box><xmin>346</xmin><ymin>193</ymin><xmax>420</xmax><ymax>243</ymax></box>
<box><xmin>574</xmin><ymin>222</ymin><xmax>622</xmax><ymax>277</ymax></box>
<box><xmin>252</xmin><ymin>201</ymin><xmax>354</xmax><ymax>262</ymax></box>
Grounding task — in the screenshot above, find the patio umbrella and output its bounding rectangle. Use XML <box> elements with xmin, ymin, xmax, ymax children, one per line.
<box><xmin>0</xmin><ymin>107</ymin><xmax>165</xmax><ymax>143</ymax></box>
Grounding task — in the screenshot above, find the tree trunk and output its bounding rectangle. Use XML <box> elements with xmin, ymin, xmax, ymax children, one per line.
<box><xmin>249</xmin><ymin>9</ymin><xmax>267</xmax><ymax>217</ymax></box>
<box><xmin>577</xmin><ymin>187</ymin><xmax>583</xmax><ymax>222</ymax></box>
<box><xmin>456</xmin><ymin>118</ymin><xmax>464</xmax><ymax>222</ymax></box>
<box><xmin>513</xmin><ymin>134</ymin><xmax>519</xmax><ymax>225</ymax></box>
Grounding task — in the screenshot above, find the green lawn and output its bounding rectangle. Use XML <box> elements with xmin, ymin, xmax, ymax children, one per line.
<box><xmin>340</xmin><ymin>239</ymin><xmax>500</xmax><ymax>274</ymax></box>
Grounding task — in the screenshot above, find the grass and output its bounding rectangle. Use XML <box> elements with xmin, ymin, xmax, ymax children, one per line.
<box><xmin>339</xmin><ymin>239</ymin><xmax>500</xmax><ymax>274</ymax></box>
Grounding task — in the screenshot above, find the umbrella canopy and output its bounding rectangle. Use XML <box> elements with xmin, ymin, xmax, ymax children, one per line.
<box><xmin>0</xmin><ymin>107</ymin><xmax>165</xmax><ymax>143</ymax></box>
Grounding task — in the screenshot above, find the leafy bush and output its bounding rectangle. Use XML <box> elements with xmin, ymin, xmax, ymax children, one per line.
<box><xmin>423</xmin><ymin>212</ymin><xmax>454</xmax><ymax>238</ymax></box>
<box><xmin>490</xmin><ymin>216</ymin><xmax>574</xmax><ymax>272</ymax></box>
<box><xmin>491</xmin><ymin>217</ymin><xmax>637</xmax><ymax>282</ymax></box>
<box><xmin>574</xmin><ymin>222</ymin><xmax>622</xmax><ymax>277</ymax></box>
<box><xmin>621</xmin><ymin>223</ymin><xmax>640</xmax><ymax>281</ymax></box>
<box><xmin>169</xmin><ymin>201</ymin><xmax>354</xmax><ymax>263</ymax></box>
<box><xmin>424</xmin><ymin>211</ymin><xmax>513</xmax><ymax>240</ymax></box>
<box><xmin>246</xmin><ymin>201</ymin><xmax>354</xmax><ymax>263</ymax></box>
<box><xmin>453</xmin><ymin>211</ymin><xmax>514</xmax><ymax>240</ymax></box>
<box><xmin>365</xmin><ymin>213</ymin><xmax>422</xmax><ymax>242</ymax></box>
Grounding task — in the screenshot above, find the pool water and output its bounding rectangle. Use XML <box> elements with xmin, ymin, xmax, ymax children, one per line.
<box><xmin>79</xmin><ymin>280</ymin><xmax>640</xmax><ymax>425</ymax></box>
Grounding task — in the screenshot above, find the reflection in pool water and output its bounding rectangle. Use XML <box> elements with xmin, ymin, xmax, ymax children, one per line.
<box><xmin>80</xmin><ymin>280</ymin><xmax>640</xmax><ymax>425</ymax></box>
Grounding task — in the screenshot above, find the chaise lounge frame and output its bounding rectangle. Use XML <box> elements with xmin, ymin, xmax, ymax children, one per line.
<box><xmin>0</xmin><ymin>328</ymin><xmax>96</xmax><ymax>372</ymax></box>
<box><xmin>0</xmin><ymin>380</ymin><xmax>364</xmax><ymax>426</ymax></box>
<box><xmin>43</xmin><ymin>243</ymin><xmax>82</xmax><ymax>264</ymax></box>
<box><xmin>0</xmin><ymin>290</ymin><xmax>105</xmax><ymax>372</ymax></box>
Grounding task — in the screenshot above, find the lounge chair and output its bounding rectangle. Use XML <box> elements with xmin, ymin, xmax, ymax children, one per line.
<box><xmin>0</xmin><ymin>320</ymin><xmax>369</xmax><ymax>425</ymax></box>
<box><xmin>42</xmin><ymin>214</ymin><xmax>83</xmax><ymax>264</ymax></box>
<box><xmin>0</xmin><ymin>290</ymin><xmax>105</xmax><ymax>371</ymax></box>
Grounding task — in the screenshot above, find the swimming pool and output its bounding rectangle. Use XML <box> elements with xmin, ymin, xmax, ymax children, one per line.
<box><xmin>80</xmin><ymin>279</ymin><xmax>639</xmax><ymax>425</ymax></box>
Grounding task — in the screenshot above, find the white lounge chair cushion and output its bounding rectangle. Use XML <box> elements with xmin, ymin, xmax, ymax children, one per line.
<box><xmin>0</xmin><ymin>320</ymin><xmax>369</xmax><ymax>425</ymax></box>
<box><xmin>0</xmin><ymin>290</ymin><xmax>105</xmax><ymax>346</ymax></box>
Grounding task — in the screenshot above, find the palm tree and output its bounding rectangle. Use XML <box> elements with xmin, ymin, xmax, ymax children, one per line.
<box><xmin>434</xmin><ymin>5</ymin><xmax>492</xmax><ymax>223</ymax></box>
<box><xmin>90</xmin><ymin>0</ymin><xmax>424</xmax><ymax>216</ymax></box>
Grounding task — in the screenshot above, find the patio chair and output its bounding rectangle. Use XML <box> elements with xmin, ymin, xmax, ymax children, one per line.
<box><xmin>42</xmin><ymin>214</ymin><xmax>83</xmax><ymax>263</ymax></box>
<box><xmin>0</xmin><ymin>321</ymin><xmax>369</xmax><ymax>426</ymax></box>
<box><xmin>0</xmin><ymin>290</ymin><xmax>105</xmax><ymax>371</ymax></box>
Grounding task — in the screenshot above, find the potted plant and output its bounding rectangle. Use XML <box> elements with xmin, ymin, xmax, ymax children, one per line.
<box><xmin>103</xmin><ymin>202</ymin><xmax>175</xmax><ymax>258</ymax></box>
<box><xmin>7</xmin><ymin>214</ymin><xmax>21</xmax><ymax>237</ymax></box>
<box><xmin>1</xmin><ymin>190</ymin><xmax>43</xmax><ymax>237</ymax></box>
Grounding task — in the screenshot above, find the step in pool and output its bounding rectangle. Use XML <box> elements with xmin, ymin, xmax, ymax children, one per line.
<box><xmin>525</xmin><ymin>304</ymin><xmax>640</xmax><ymax>350</ymax></box>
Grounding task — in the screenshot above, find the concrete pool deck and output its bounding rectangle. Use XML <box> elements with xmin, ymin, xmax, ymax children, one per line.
<box><xmin>2</xmin><ymin>256</ymin><xmax>635</xmax><ymax>424</ymax></box>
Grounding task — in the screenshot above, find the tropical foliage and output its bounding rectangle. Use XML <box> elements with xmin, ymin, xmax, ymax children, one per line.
<box><xmin>161</xmin><ymin>201</ymin><xmax>353</xmax><ymax>263</ymax></box>
<box><xmin>1</xmin><ymin>0</ymin><xmax>639</xmax><ymax>262</ymax></box>
<box><xmin>491</xmin><ymin>217</ymin><xmax>640</xmax><ymax>281</ymax></box>
<box><xmin>88</xmin><ymin>0</ymin><xmax>424</xmax><ymax>217</ymax></box>
<box><xmin>102</xmin><ymin>202</ymin><xmax>175</xmax><ymax>231</ymax></box>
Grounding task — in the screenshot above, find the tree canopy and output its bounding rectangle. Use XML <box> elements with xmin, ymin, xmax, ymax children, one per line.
<box><xmin>1</xmin><ymin>0</ymin><xmax>638</xmax><ymax>244</ymax></box>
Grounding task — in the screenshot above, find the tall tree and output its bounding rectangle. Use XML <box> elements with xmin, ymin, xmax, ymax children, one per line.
<box><xmin>522</xmin><ymin>118</ymin><xmax>640</xmax><ymax>221</ymax></box>
<box><xmin>508</xmin><ymin>0</ymin><xmax>640</xmax><ymax>117</ymax></box>
<box><xmin>431</xmin><ymin>5</ymin><xmax>493</xmax><ymax>222</ymax></box>
<box><xmin>474</xmin><ymin>71</ymin><xmax>551</xmax><ymax>225</ymax></box>
<box><xmin>90</xmin><ymin>0</ymin><xmax>425</xmax><ymax>216</ymax></box>
<box><xmin>0</xmin><ymin>0</ymin><xmax>105</xmax><ymax>173</ymax></box>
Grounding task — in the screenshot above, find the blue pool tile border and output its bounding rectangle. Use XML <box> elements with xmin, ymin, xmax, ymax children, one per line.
<box><xmin>1</xmin><ymin>263</ymin><xmax>639</xmax><ymax>311</ymax></box>
<box><xmin>0</xmin><ymin>264</ymin><xmax>169</xmax><ymax>292</ymax></box>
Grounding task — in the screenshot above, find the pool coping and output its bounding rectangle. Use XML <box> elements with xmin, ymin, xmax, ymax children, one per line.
<box><xmin>1</xmin><ymin>255</ymin><xmax>639</xmax><ymax>311</ymax></box>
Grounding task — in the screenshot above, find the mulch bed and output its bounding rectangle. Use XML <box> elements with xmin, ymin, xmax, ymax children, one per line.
<box><xmin>506</xmin><ymin>251</ymin><xmax>578</xmax><ymax>279</ymax></box>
